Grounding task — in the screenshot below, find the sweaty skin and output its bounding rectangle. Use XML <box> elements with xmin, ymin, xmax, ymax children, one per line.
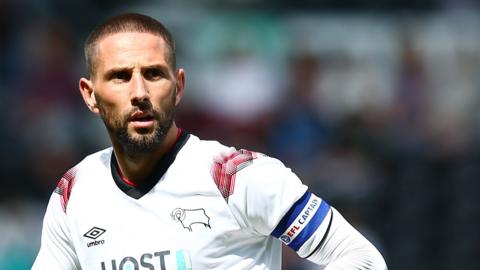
<box><xmin>79</xmin><ymin>32</ymin><xmax>185</xmax><ymax>184</ymax></box>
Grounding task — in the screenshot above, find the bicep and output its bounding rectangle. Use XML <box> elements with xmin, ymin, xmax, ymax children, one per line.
<box><xmin>271</xmin><ymin>191</ymin><xmax>333</xmax><ymax>255</ymax></box>
<box><xmin>32</xmin><ymin>194</ymin><xmax>80</xmax><ymax>270</ymax></box>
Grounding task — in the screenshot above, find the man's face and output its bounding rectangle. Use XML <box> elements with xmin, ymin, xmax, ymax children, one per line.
<box><xmin>89</xmin><ymin>32</ymin><xmax>180</xmax><ymax>155</ymax></box>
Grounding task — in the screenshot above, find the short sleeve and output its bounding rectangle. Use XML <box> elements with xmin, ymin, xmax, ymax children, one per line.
<box><xmin>211</xmin><ymin>148</ymin><xmax>334</xmax><ymax>257</ymax></box>
<box><xmin>212</xmin><ymin>150</ymin><xmax>308</xmax><ymax>235</ymax></box>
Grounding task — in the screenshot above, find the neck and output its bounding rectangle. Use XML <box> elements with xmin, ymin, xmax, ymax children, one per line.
<box><xmin>112</xmin><ymin>123</ymin><xmax>179</xmax><ymax>185</ymax></box>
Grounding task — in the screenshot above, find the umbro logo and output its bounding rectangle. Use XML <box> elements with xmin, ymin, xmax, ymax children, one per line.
<box><xmin>84</xmin><ymin>227</ymin><xmax>106</xmax><ymax>239</ymax></box>
<box><xmin>84</xmin><ymin>227</ymin><xmax>106</xmax><ymax>247</ymax></box>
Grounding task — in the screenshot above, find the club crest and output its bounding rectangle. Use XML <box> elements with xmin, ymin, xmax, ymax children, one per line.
<box><xmin>171</xmin><ymin>208</ymin><xmax>211</xmax><ymax>231</ymax></box>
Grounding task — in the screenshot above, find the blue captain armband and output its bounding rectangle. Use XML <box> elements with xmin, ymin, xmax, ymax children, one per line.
<box><xmin>271</xmin><ymin>192</ymin><xmax>331</xmax><ymax>251</ymax></box>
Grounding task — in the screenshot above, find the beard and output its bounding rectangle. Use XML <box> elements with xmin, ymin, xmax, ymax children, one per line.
<box><xmin>96</xmin><ymin>92</ymin><xmax>176</xmax><ymax>157</ymax></box>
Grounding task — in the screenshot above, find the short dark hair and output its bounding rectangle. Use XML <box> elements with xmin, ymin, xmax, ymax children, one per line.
<box><xmin>84</xmin><ymin>13</ymin><xmax>176</xmax><ymax>77</ymax></box>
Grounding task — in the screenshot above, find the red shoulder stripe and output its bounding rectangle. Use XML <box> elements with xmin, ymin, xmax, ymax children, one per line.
<box><xmin>211</xmin><ymin>149</ymin><xmax>257</xmax><ymax>201</ymax></box>
<box><xmin>54</xmin><ymin>167</ymin><xmax>78</xmax><ymax>213</ymax></box>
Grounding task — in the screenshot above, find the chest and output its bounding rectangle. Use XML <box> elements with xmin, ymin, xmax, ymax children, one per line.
<box><xmin>68</xmin><ymin>175</ymin><xmax>247</xmax><ymax>269</ymax></box>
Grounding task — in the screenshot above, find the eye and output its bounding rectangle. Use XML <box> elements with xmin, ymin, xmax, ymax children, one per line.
<box><xmin>144</xmin><ymin>68</ymin><xmax>164</xmax><ymax>81</ymax></box>
<box><xmin>110</xmin><ymin>70</ymin><xmax>131</xmax><ymax>82</ymax></box>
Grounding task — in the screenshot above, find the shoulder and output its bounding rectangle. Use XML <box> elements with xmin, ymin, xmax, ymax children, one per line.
<box><xmin>206</xmin><ymin>144</ymin><xmax>294</xmax><ymax>200</ymax></box>
<box><xmin>184</xmin><ymin>134</ymin><xmax>230</xmax><ymax>156</ymax></box>
<box><xmin>185</xmin><ymin>134</ymin><xmax>274</xmax><ymax>169</ymax></box>
<box><xmin>54</xmin><ymin>147</ymin><xmax>112</xmax><ymax>213</ymax></box>
<box><xmin>177</xmin><ymin>134</ymin><xmax>234</xmax><ymax>167</ymax></box>
<box><xmin>64</xmin><ymin>147</ymin><xmax>112</xmax><ymax>179</ymax></box>
<box><xmin>182</xmin><ymin>133</ymin><xmax>300</xmax><ymax>193</ymax></box>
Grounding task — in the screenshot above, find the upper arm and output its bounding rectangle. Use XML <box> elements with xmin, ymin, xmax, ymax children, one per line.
<box><xmin>32</xmin><ymin>171</ymin><xmax>80</xmax><ymax>270</ymax></box>
<box><xmin>213</xmin><ymin>151</ymin><xmax>310</xmax><ymax>235</ymax></box>
<box><xmin>213</xmin><ymin>149</ymin><xmax>386</xmax><ymax>269</ymax></box>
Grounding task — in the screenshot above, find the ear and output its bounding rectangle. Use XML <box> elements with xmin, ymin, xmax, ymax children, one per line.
<box><xmin>174</xmin><ymin>68</ymin><xmax>185</xmax><ymax>106</ymax></box>
<box><xmin>79</xmin><ymin>77</ymin><xmax>100</xmax><ymax>114</ymax></box>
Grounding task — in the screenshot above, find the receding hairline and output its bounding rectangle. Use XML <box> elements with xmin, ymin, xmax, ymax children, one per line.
<box><xmin>84</xmin><ymin>13</ymin><xmax>176</xmax><ymax>77</ymax></box>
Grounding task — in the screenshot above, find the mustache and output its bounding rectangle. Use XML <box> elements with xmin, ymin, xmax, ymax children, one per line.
<box><xmin>124</xmin><ymin>100</ymin><xmax>158</xmax><ymax>121</ymax></box>
<box><xmin>125</xmin><ymin>107</ymin><xmax>161</xmax><ymax>122</ymax></box>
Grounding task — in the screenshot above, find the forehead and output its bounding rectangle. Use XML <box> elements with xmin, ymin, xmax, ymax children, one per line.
<box><xmin>95</xmin><ymin>32</ymin><xmax>168</xmax><ymax>69</ymax></box>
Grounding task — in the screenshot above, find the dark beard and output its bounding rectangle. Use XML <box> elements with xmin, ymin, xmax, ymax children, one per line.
<box><xmin>113</xmin><ymin>111</ymin><xmax>174</xmax><ymax>156</ymax></box>
<box><xmin>96</xmin><ymin>94</ymin><xmax>176</xmax><ymax>157</ymax></box>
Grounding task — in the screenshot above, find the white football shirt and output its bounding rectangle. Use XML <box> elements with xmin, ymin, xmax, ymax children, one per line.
<box><xmin>33</xmin><ymin>131</ymin><xmax>333</xmax><ymax>270</ymax></box>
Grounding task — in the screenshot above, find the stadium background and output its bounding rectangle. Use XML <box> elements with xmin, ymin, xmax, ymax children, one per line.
<box><xmin>1</xmin><ymin>0</ymin><xmax>480</xmax><ymax>269</ymax></box>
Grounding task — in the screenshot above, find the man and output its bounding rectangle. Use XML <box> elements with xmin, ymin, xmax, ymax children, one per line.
<box><xmin>32</xmin><ymin>13</ymin><xmax>387</xmax><ymax>270</ymax></box>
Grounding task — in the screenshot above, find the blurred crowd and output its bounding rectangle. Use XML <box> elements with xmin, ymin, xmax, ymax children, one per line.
<box><xmin>1</xmin><ymin>0</ymin><xmax>480</xmax><ymax>269</ymax></box>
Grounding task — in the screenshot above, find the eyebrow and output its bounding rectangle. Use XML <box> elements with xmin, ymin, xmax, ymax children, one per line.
<box><xmin>102</xmin><ymin>64</ymin><xmax>171</xmax><ymax>79</ymax></box>
<box><xmin>141</xmin><ymin>64</ymin><xmax>170</xmax><ymax>74</ymax></box>
<box><xmin>103</xmin><ymin>66</ymin><xmax>133</xmax><ymax>80</ymax></box>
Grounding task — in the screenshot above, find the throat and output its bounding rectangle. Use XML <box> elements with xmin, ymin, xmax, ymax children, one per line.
<box><xmin>115</xmin><ymin>163</ymin><xmax>139</xmax><ymax>187</ymax></box>
<box><xmin>111</xmin><ymin>128</ymin><xmax>186</xmax><ymax>196</ymax></box>
<box><xmin>115</xmin><ymin>151</ymin><xmax>164</xmax><ymax>186</ymax></box>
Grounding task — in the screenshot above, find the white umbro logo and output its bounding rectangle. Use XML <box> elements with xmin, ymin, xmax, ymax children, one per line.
<box><xmin>84</xmin><ymin>227</ymin><xmax>106</xmax><ymax>239</ymax></box>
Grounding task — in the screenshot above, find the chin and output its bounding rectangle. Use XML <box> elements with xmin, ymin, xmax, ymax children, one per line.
<box><xmin>117</xmin><ymin>119</ymin><xmax>173</xmax><ymax>155</ymax></box>
<box><xmin>122</xmin><ymin>133</ymin><xmax>164</xmax><ymax>155</ymax></box>
<box><xmin>132</xmin><ymin>128</ymin><xmax>155</xmax><ymax>136</ymax></box>
<box><xmin>130</xmin><ymin>131</ymin><xmax>159</xmax><ymax>144</ymax></box>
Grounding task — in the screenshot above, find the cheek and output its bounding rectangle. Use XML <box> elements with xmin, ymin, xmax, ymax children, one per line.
<box><xmin>152</xmin><ymin>88</ymin><xmax>176</xmax><ymax>109</ymax></box>
<box><xmin>96</xmin><ymin>90</ymin><xmax>127</xmax><ymax>112</ymax></box>
<box><xmin>97</xmin><ymin>98</ymin><xmax>130</xmax><ymax>125</ymax></box>
<box><xmin>162</xmin><ymin>92</ymin><xmax>177</xmax><ymax>113</ymax></box>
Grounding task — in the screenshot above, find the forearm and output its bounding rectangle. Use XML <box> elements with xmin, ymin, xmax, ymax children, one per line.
<box><xmin>304</xmin><ymin>208</ymin><xmax>387</xmax><ymax>270</ymax></box>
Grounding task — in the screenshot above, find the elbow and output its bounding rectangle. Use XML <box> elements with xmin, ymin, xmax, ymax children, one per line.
<box><xmin>369</xmin><ymin>247</ymin><xmax>388</xmax><ymax>270</ymax></box>
<box><xmin>358</xmin><ymin>243</ymin><xmax>388</xmax><ymax>270</ymax></box>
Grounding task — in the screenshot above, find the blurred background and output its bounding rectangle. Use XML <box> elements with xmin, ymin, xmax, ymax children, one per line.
<box><xmin>1</xmin><ymin>0</ymin><xmax>480</xmax><ymax>269</ymax></box>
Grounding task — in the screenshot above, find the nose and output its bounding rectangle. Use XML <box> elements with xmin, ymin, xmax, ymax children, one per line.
<box><xmin>130</xmin><ymin>72</ymin><xmax>150</xmax><ymax>104</ymax></box>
